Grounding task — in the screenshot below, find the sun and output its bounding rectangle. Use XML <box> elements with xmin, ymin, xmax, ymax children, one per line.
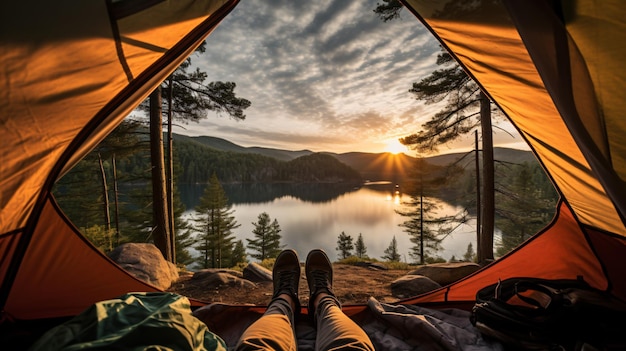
<box><xmin>384</xmin><ymin>138</ymin><xmax>408</xmax><ymax>155</ymax></box>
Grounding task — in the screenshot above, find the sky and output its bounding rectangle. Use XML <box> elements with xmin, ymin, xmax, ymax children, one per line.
<box><xmin>174</xmin><ymin>0</ymin><xmax>528</xmax><ymax>155</ymax></box>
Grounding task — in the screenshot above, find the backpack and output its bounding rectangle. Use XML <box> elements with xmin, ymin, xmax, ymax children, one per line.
<box><xmin>470</xmin><ymin>277</ymin><xmax>626</xmax><ymax>350</ymax></box>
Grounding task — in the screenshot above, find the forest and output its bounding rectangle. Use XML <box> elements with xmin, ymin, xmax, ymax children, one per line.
<box><xmin>53</xmin><ymin>120</ymin><xmax>558</xmax><ymax>267</ymax></box>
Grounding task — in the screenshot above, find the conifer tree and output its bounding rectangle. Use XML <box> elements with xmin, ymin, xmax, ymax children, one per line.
<box><xmin>397</xmin><ymin>157</ymin><xmax>467</xmax><ymax>264</ymax></box>
<box><xmin>495</xmin><ymin>162</ymin><xmax>557</xmax><ymax>256</ymax></box>
<box><xmin>143</xmin><ymin>42</ymin><xmax>251</xmax><ymax>263</ymax></box>
<box><xmin>382</xmin><ymin>236</ymin><xmax>401</xmax><ymax>262</ymax></box>
<box><xmin>230</xmin><ymin>239</ymin><xmax>248</xmax><ymax>267</ymax></box>
<box><xmin>463</xmin><ymin>242</ymin><xmax>476</xmax><ymax>262</ymax></box>
<box><xmin>247</xmin><ymin>212</ymin><xmax>283</xmax><ymax>261</ymax></box>
<box><xmin>374</xmin><ymin>3</ymin><xmax>496</xmax><ymax>262</ymax></box>
<box><xmin>193</xmin><ymin>173</ymin><xmax>239</xmax><ymax>268</ymax></box>
<box><xmin>355</xmin><ymin>233</ymin><xmax>367</xmax><ymax>259</ymax></box>
<box><xmin>336</xmin><ymin>232</ymin><xmax>354</xmax><ymax>260</ymax></box>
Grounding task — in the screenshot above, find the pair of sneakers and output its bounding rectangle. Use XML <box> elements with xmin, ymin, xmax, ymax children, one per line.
<box><xmin>271</xmin><ymin>249</ymin><xmax>337</xmax><ymax>319</ymax></box>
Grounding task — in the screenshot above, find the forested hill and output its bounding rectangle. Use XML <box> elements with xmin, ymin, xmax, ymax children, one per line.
<box><xmin>173</xmin><ymin>134</ymin><xmax>312</xmax><ymax>162</ymax></box>
<box><xmin>176</xmin><ymin>134</ymin><xmax>537</xmax><ymax>184</ymax></box>
<box><xmin>173</xmin><ymin>136</ymin><xmax>362</xmax><ymax>184</ymax></box>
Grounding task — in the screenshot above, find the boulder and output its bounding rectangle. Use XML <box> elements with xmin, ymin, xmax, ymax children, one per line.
<box><xmin>108</xmin><ymin>243</ymin><xmax>178</xmax><ymax>290</ymax></box>
<box><xmin>243</xmin><ymin>262</ymin><xmax>272</xmax><ymax>282</ymax></box>
<box><xmin>193</xmin><ymin>269</ymin><xmax>243</xmax><ymax>281</ymax></box>
<box><xmin>390</xmin><ymin>275</ymin><xmax>441</xmax><ymax>298</ymax></box>
<box><xmin>408</xmin><ymin>262</ymin><xmax>481</xmax><ymax>286</ymax></box>
<box><xmin>192</xmin><ymin>271</ymin><xmax>256</xmax><ymax>290</ymax></box>
<box><xmin>354</xmin><ymin>261</ymin><xmax>388</xmax><ymax>270</ymax></box>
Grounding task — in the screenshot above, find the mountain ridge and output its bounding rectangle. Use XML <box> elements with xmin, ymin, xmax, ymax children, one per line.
<box><xmin>174</xmin><ymin>133</ymin><xmax>536</xmax><ymax>175</ymax></box>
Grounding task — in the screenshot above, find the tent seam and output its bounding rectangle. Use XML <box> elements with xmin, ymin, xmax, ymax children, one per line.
<box><xmin>106</xmin><ymin>0</ymin><xmax>134</xmax><ymax>82</ymax></box>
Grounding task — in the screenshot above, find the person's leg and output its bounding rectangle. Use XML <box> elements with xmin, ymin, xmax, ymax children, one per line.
<box><xmin>305</xmin><ymin>249</ymin><xmax>374</xmax><ymax>351</ymax></box>
<box><xmin>314</xmin><ymin>295</ymin><xmax>374</xmax><ymax>351</ymax></box>
<box><xmin>236</xmin><ymin>249</ymin><xmax>302</xmax><ymax>351</ymax></box>
<box><xmin>236</xmin><ymin>297</ymin><xmax>297</xmax><ymax>351</ymax></box>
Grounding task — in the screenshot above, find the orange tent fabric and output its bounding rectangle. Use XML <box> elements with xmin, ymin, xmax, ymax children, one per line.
<box><xmin>0</xmin><ymin>0</ymin><xmax>239</xmax><ymax>322</ymax></box>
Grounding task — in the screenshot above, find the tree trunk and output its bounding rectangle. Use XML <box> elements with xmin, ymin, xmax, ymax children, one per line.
<box><xmin>98</xmin><ymin>153</ymin><xmax>112</xmax><ymax>252</ymax></box>
<box><xmin>112</xmin><ymin>153</ymin><xmax>121</xmax><ymax>247</ymax></box>
<box><xmin>150</xmin><ymin>87</ymin><xmax>172</xmax><ymax>262</ymax></box>
<box><xmin>479</xmin><ymin>91</ymin><xmax>495</xmax><ymax>261</ymax></box>
<box><xmin>167</xmin><ymin>76</ymin><xmax>176</xmax><ymax>264</ymax></box>
<box><xmin>475</xmin><ymin>130</ymin><xmax>482</xmax><ymax>262</ymax></box>
<box><xmin>419</xmin><ymin>169</ymin><xmax>425</xmax><ymax>265</ymax></box>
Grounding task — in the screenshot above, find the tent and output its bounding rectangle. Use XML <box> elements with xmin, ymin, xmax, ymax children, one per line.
<box><xmin>1</xmin><ymin>0</ymin><xmax>625</xmax><ymax>346</ymax></box>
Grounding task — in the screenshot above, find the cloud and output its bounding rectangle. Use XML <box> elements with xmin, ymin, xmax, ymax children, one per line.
<box><xmin>180</xmin><ymin>0</ymin><xmax>524</xmax><ymax>154</ymax></box>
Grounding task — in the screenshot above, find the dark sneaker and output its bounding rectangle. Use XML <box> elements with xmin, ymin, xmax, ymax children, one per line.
<box><xmin>305</xmin><ymin>249</ymin><xmax>338</xmax><ymax>319</ymax></box>
<box><xmin>271</xmin><ymin>249</ymin><xmax>301</xmax><ymax>314</ymax></box>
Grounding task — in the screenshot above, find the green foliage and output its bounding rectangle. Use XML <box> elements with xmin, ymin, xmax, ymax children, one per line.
<box><xmin>82</xmin><ymin>225</ymin><xmax>115</xmax><ymax>253</ymax></box>
<box><xmin>384</xmin><ymin>261</ymin><xmax>413</xmax><ymax>270</ymax></box>
<box><xmin>373</xmin><ymin>0</ymin><xmax>403</xmax><ymax>22</ymax></box>
<box><xmin>139</xmin><ymin>44</ymin><xmax>251</xmax><ymax>125</ymax></box>
<box><xmin>172</xmin><ymin>190</ymin><xmax>196</xmax><ymax>266</ymax></box>
<box><xmin>230</xmin><ymin>239</ymin><xmax>248</xmax><ymax>268</ymax></box>
<box><xmin>382</xmin><ymin>236</ymin><xmax>401</xmax><ymax>262</ymax></box>
<box><xmin>247</xmin><ymin>212</ymin><xmax>283</xmax><ymax>261</ymax></box>
<box><xmin>336</xmin><ymin>256</ymin><xmax>376</xmax><ymax>265</ymax></box>
<box><xmin>259</xmin><ymin>257</ymin><xmax>276</xmax><ymax>271</ymax></box>
<box><xmin>355</xmin><ymin>233</ymin><xmax>367</xmax><ymax>259</ymax></box>
<box><xmin>495</xmin><ymin>162</ymin><xmax>558</xmax><ymax>256</ymax></box>
<box><xmin>231</xmin><ymin>261</ymin><xmax>248</xmax><ymax>272</ymax></box>
<box><xmin>397</xmin><ymin>157</ymin><xmax>467</xmax><ymax>264</ymax></box>
<box><xmin>336</xmin><ymin>256</ymin><xmax>413</xmax><ymax>270</ymax></box>
<box><xmin>174</xmin><ymin>143</ymin><xmax>362</xmax><ymax>184</ymax></box>
<box><xmin>424</xmin><ymin>256</ymin><xmax>447</xmax><ymax>264</ymax></box>
<box><xmin>284</xmin><ymin>153</ymin><xmax>362</xmax><ymax>183</ymax></box>
<box><xmin>336</xmin><ymin>231</ymin><xmax>354</xmax><ymax>260</ymax></box>
<box><xmin>400</xmin><ymin>51</ymin><xmax>484</xmax><ymax>153</ymax></box>
<box><xmin>462</xmin><ymin>242</ymin><xmax>476</xmax><ymax>262</ymax></box>
<box><xmin>192</xmin><ymin>173</ymin><xmax>240</xmax><ymax>269</ymax></box>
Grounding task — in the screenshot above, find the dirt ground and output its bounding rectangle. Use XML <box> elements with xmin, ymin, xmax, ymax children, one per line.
<box><xmin>169</xmin><ymin>264</ymin><xmax>411</xmax><ymax>306</ymax></box>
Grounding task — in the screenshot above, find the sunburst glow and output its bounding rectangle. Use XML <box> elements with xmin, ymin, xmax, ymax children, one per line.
<box><xmin>385</xmin><ymin>139</ymin><xmax>408</xmax><ymax>155</ymax></box>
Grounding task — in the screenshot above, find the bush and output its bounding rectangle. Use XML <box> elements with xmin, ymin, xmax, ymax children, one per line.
<box><xmin>336</xmin><ymin>256</ymin><xmax>378</xmax><ymax>265</ymax></box>
<box><xmin>259</xmin><ymin>258</ymin><xmax>276</xmax><ymax>270</ymax></box>
<box><xmin>384</xmin><ymin>261</ymin><xmax>413</xmax><ymax>270</ymax></box>
<box><xmin>231</xmin><ymin>262</ymin><xmax>248</xmax><ymax>272</ymax></box>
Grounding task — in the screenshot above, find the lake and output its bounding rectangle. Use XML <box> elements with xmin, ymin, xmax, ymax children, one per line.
<box><xmin>179</xmin><ymin>182</ymin><xmax>478</xmax><ymax>263</ymax></box>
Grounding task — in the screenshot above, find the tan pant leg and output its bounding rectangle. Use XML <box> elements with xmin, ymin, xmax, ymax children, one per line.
<box><xmin>236</xmin><ymin>298</ymin><xmax>297</xmax><ymax>351</ymax></box>
<box><xmin>315</xmin><ymin>297</ymin><xmax>374</xmax><ymax>351</ymax></box>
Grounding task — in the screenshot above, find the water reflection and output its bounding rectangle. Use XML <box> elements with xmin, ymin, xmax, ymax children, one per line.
<box><xmin>181</xmin><ymin>182</ymin><xmax>476</xmax><ymax>263</ymax></box>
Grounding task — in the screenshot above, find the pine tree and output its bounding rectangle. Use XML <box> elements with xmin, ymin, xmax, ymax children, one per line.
<box><xmin>355</xmin><ymin>233</ymin><xmax>367</xmax><ymax>259</ymax></box>
<box><xmin>193</xmin><ymin>173</ymin><xmax>239</xmax><ymax>269</ymax></box>
<box><xmin>495</xmin><ymin>162</ymin><xmax>557</xmax><ymax>256</ymax></box>
<box><xmin>230</xmin><ymin>239</ymin><xmax>248</xmax><ymax>267</ymax></box>
<box><xmin>247</xmin><ymin>212</ymin><xmax>283</xmax><ymax>261</ymax></box>
<box><xmin>400</xmin><ymin>49</ymin><xmax>496</xmax><ymax>263</ymax></box>
<box><xmin>463</xmin><ymin>242</ymin><xmax>476</xmax><ymax>262</ymax></box>
<box><xmin>382</xmin><ymin>236</ymin><xmax>401</xmax><ymax>262</ymax></box>
<box><xmin>397</xmin><ymin>157</ymin><xmax>466</xmax><ymax>264</ymax></box>
<box><xmin>172</xmin><ymin>187</ymin><xmax>196</xmax><ymax>266</ymax></box>
<box><xmin>336</xmin><ymin>231</ymin><xmax>354</xmax><ymax>260</ymax></box>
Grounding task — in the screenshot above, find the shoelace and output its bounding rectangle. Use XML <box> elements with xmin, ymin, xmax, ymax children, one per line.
<box><xmin>311</xmin><ymin>270</ymin><xmax>331</xmax><ymax>294</ymax></box>
<box><xmin>275</xmin><ymin>270</ymin><xmax>298</xmax><ymax>296</ymax></box>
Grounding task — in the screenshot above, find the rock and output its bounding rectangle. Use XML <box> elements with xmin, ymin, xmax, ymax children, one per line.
<box><xmin>243</xmin><ymin>262</ymin><xmax>272</xmax><ymax>282</ymax></box>
<box><xmin>408</xmin><ymin>262</ymin><xmax>481</xmax><ymax>286</ymax></box>
<box><xmin>354</xmin><ymin>261</ymin><xmax>388</xmax><ymax>270</ymax></box>
<box><xmin>390</xmin><ymin>275</ymin><xmax>441</xmax><ymax>298</ymax></box>
<box><xmin>193</xmin><ymin>269</ymin><xmax>243</xmax><ymax>281</ymax></box>
<box><xmin>108</xmin><ymin>243</ymin><xmax>179</xmax><ymax>290</ymax></box>
<box><xmin>192</xmin><ymin>271</ymin><xmax>256</xmax><ymax>290</ymax></box>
